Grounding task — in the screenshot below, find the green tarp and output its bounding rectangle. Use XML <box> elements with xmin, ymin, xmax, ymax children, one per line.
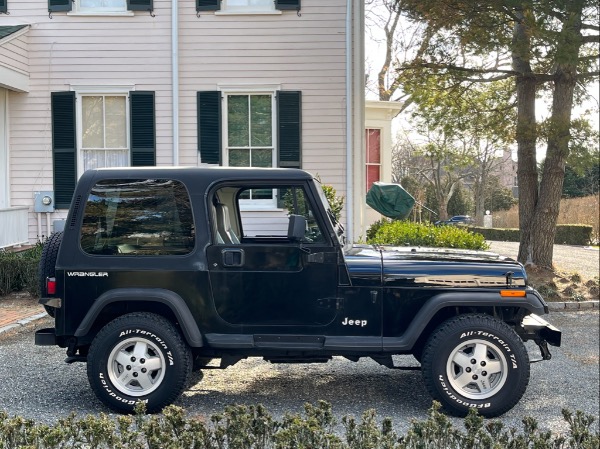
<box><xmin>366</xmin><ymin>182</ymin><xmax>415</xmax><ymax>220</ymax></box>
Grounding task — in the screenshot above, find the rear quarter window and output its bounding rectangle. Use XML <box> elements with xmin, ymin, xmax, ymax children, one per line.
<box><xmin>80</xmin><ymin>179</ymin><xmax>195</xmax><ymax>255</ymax></box>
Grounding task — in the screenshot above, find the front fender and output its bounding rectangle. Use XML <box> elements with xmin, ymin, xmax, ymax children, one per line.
<box><xmin>74</xmin><ymin>288</ymin><xmax>203</xmax><ymax>347</ymax></box>
<box><xmin>383</xmin><ymin>289</ymin><xmax>547</xmax><ymax>351</ymax></box>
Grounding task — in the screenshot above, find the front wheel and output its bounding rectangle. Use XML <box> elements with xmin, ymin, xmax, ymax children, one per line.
<box><xmin>421</xmin><ymin>314</ymin><xmax>530</xmax><ymax>418</ymax></box>
<box><xmin>87</xmin><ymin>312</ymin><xmax>192</xmax><ymax>413</ymax></box>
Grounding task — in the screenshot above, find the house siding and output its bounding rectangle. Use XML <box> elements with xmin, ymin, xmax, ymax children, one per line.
<box><xmin>4</xmin><ymin>0</ymin><xmax>351</xmax><ymax>243</ymax></box>
<box><xmin>0</xmin><ymin>33</ymin><xmax>29</xmax><ymax>75</ymax></box>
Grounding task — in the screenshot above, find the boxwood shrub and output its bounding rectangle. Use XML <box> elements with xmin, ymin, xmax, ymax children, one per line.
<box><xmin>367</xmin><ymin>220</ymin><xmax>489</xmax><ymax>251</ymax></box>
<box><xmin>0</xmin><ymin>401</ymin><xmax>597</xmax><ymax>449</ymax></box>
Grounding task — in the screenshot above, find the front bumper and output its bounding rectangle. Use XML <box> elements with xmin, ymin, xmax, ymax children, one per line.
<box><xmin>521</xmin><ymin>314</ymin><xmax>562</xmax><ymax>347</ymax></box>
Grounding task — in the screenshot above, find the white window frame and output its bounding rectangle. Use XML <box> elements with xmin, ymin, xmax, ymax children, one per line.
<box><xmin>220</xmin><ymin>86</ymin><xmax>279</xmax><ymax>210</ymax></box>
<box><xmin>69</xmin><ymin>0</ymin><xmax>133</xmax><ymax>16</ymax></box>
<box><xmin>216</xmin><ymin>0</ymin><xmax>281</xmax><ymax>15</ymax></box>
<box><xmin>73</xmin><ymin>86</ymin><xmax>132</xmax><ymax>178</ymax></box>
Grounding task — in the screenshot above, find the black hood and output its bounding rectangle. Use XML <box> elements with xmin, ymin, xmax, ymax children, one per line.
<box><xmin>344</xmin><ymin>244</ymin><xmax>526</xmax><ymax>288</ymax></box>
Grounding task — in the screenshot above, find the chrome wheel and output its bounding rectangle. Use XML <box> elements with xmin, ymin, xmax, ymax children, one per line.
<box><xmin>446</xmin><ymin>338</ymin><xmax>508</xmax><ymax>400</ymax></box>
<box><xmin>107</xmin><ymin>337</ymin><xmax>166</xmax><ymax>397</ymax></box>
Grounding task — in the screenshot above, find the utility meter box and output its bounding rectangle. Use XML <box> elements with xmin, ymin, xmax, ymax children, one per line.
<box><xmin>34</xmin><ymin>191</ymin><xmax>55</xmax><ymax>213</ymax></box>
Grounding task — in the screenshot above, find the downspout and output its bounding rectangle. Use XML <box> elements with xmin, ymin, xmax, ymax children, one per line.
<box><xmin>172</xmin><ymin>0</ymin><xmax>179</xmax><ymax>165</ymax></box>
<box><xmin>345</xmin><ymin>0</ymin><xmax>354</xmax><ymax>242</ymax></box>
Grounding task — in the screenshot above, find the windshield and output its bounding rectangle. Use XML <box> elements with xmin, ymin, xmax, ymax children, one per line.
<box><xmin>314</xmin><ymin>178</ymin><xmax>346</xmax><ymax>246</ymax></box>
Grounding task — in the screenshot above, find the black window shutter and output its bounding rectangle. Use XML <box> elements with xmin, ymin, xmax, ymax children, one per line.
<box><xmin>197</xmin><ymin>91</ymin><xmax>222</xmax><ymax>165</ymax></box>
<box><xmin>51</xmin><ymin>92</ymin><xmax>77</xmax><ymax>209</ymax></box>
<box><xmin>130</xmin><ymin>91</ymin><xmax>156</xmax><ymax>166</ymax></box>
<box><xmin>275</xmin><ymin>0</ymin><xmax>300</xmax><ymax>11</ymax></box>
<box><xmin>197</xmin><ymin>0</ymin><xmax>220</xmax><ymax>12</ymax></box>
<box><xmin>127</xmin><ymin>0</ymin><xmax>153</xmax><ymax>12</ymax></box>
<box><xmin>0</xmin><ymin>0</ymin><xmax>7</xmax><ymax>14</ymax></box>
<box><xmin>277</xmin><ymin>91</ymin><xmax>302</xmax><ymax>168</ymax></box>
<box><xmin>48</xmin><ymin>0</ymin><xmax>72</xmax><ymax>12</ymax></box>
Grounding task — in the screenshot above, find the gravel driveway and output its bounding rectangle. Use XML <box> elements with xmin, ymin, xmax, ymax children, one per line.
<box><xmin>488</xmin><ymin>241</ymin><xmax>600</xmax><ymax>280</ymax></box>
<box><xmin>1</xmin><ymin>312</ymin><xmax>597</xmax><ymax>435</ymax></box>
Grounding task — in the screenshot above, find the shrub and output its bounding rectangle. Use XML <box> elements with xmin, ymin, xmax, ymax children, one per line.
<box><xmin>0</xmin><ymin>243</ymin><xmax>42</xmax><ymax>297</ymax></box>
<box><xmin>367</xmin><ymin>220</ymin><xmax>489</xmax><ymax>251</ymax></box>
<box><xmin>467</xmin><ymin>225</ymin><xmax>593</xmax><ymax>245</ymax></box>
<box><xmin>0</xmin><ymin>401</ymin><xmax>598</xmax><ymax>449</ymax></box>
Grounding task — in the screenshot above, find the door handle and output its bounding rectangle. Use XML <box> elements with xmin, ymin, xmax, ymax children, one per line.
<box><xmin>222</xmin><ymin>249</ymin><xmax>244</xmax><ymax>267</ymax></box>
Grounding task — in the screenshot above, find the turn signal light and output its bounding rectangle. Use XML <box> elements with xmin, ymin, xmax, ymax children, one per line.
<box><xmin>46</xmin><ymin>277</ymin><xmax>56</xmax><ymax>295</ymax></box>
<box><xmin>500</xmin><ymin>290</ymin><xmax>526</xmax><ymax>297</ymax></box>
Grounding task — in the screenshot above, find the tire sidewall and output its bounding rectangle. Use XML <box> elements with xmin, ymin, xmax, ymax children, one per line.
<box><xmin>88</xmin><ymin>315</ymin><xmax>189</xmax><ymax>413</ymax></box>
<box><xmin>424</xmin><ymin>318</ymin><xmax>529</xmax><ymax>416</ymax></box>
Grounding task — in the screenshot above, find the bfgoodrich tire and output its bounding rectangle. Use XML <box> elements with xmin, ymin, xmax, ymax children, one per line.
<box><xmin>87</xmin><ymin>312</ymin><xmax>192</xmax><ymax>413</ymax></box>
<box><xmin>421</xmin><ymin>314</ymin><xmax>530</xmax><ymax>418</ymax></box>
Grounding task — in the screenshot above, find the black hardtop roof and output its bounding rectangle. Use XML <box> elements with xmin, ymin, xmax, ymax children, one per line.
<box><xmin>80</xmin><ymin>166</ymin><xmax>315</xmax><ymax>185</ymax></box>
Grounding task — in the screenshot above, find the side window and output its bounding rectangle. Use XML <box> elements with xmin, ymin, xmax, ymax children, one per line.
<box><xmin>80</xmin><ymin>179</ymin><xmax>195</xmax><ymax>255</ymax></box>
<box><xmin>211</xmin><ymin>184</ymin><xmax>325</xmax><ymax>244</ymax></box>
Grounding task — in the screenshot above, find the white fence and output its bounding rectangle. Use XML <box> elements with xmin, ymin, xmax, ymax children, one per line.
<box><xmin>0</xmin><ymin>207</ymin><xmax>29</xmax><ymax>248</ymax></box>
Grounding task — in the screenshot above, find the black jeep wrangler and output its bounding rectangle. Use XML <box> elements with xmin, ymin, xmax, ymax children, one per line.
<box><xmin>36</xmin><ymin>167</ymin><xmax>561</xmax><ymax>417</ymax></box>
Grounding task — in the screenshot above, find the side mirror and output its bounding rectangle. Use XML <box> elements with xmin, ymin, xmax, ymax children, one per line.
<box><xmin>288</xmin><ymin>214</ymin><xmax>307</xmax><ymax>242</ymax></box>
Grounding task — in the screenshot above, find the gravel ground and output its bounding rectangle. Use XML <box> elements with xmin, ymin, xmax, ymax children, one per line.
<box><xmin>488</xmin><ymin>241</ymin><xmax>600</xmax><ymax>280</ymax></box>
<box><xmin>1</xmin><ymin>311</ymin><xmax>597</xmax><ymax>436</ymax></box>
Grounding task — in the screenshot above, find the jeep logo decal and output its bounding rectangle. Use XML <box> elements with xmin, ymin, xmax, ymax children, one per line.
<box><xmin>342</xmin><ymin>317</ymin><xmax>367</xmax><ymax>327</ymax></box>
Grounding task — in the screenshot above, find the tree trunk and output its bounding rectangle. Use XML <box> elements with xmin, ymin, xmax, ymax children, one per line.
<box><xmin>529</xmin><ymin>1</ymin><xmax>583</xmax><ymax>268</ymax></box>
<box><xmin>512</xmin><ymin>6</ymin><xmax>538</xmax><ymax>265</ymax></box>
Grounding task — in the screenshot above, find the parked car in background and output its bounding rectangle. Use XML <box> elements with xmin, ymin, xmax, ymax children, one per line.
<box><xmin>435</xmin><ymin>215</ymin><xmax>475</xmax><ymax>226</ymax></box>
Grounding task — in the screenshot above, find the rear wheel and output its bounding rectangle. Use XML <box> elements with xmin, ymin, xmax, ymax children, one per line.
<box><xmin>87</xmin><ymin>312</ymin><xmax>192</xmax><ymax>413</ymax></box>
<box><xmin>421</xmin><ymin>314</ymin><xmax>530</xmax><ymax>417</ymax></box>
<box><xmin>38</xmin><ymin>232</ymin><xmax>63</xmax><ymax>317</ymax></box>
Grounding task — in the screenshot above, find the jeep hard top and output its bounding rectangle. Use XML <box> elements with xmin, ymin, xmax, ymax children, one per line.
<box><xmin>36</xmin><ymin>167</ymin><xmax>561</xmax><ymax>417</ymax></box>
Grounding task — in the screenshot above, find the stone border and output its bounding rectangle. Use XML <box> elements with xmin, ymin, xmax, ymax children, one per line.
<box><xmin>0</xmin><ymin>312</ymin><xmax>47</xmax><ymax>335</ymax></box>
<box><xmin>548</xmin><ymin>300</ymin><xmax>600</xmax><ymax>311</ymax></box>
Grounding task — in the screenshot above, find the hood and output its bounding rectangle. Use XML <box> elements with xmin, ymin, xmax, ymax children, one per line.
<box><xmin>344</xmin><ymin>244</ymin><xmax>527</xmax><ymax>288</ymax></box>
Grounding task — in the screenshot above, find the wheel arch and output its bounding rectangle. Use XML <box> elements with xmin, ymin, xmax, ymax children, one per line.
<box><xmin>390</xmin><ymin>291</ymin><xmax>546</xmax><ymax>353</ymax></box>
<box><xmin>74</xmin><ymin>288</ymin><xmax>204</xmax><ymax>347</ymax></box>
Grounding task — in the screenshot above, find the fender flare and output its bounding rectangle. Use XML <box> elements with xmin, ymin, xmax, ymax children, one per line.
<box><xmin>382</xmin><ymin>290</ymin><xmax>546</xmax><ymax>351</ymax></box>
<box><xmin>74</xmin><ymin>288</ymin><xmax>204</xmax><ymax>347</ymax></box>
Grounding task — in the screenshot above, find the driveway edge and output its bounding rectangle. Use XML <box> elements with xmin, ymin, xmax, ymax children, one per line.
<box><xmin>548</xmin><ymin>300</ymin><xmax>599</xmax><ymax>311</ymax></box>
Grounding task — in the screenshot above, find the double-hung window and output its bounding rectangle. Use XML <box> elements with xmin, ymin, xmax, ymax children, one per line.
<box><xmin>52</xmin><ymin>90</ymin><xmax>155</xmax><ymax>209</ymax></box>
<box><xmin>78</xmin><ymin>94</ymin><xmax>129</xmax><ymax>175</ymax></box>
<box><xmin>366</xmin><ymin>128</ymin><xmax>381</xmax><ymax>191</ymax></box>
<box><xmin>224</xmin><ymin>92</ymin><xmax>276</xmax><ymax>207</ymax></box>
<box><xmin>77</xmin><ymin>0</ymin><xmax>127</xmax><ymax>13</ymax></box>
<box><xmin>221</xmin><ymin>0</ymin><xmax>276</xmax><ymax>13</ymax></box>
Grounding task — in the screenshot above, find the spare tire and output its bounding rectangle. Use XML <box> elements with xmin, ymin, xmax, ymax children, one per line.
<box><xmin>38</xmin><ymin>231</ymin><xmax>63</xmax><ymax>317</ymax></box>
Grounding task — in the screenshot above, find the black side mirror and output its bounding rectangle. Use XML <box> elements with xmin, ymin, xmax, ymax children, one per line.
<box><xmin>288</xmin><ymin>214</ymin><xmax>307</xmax><ymax>242</ymax></box>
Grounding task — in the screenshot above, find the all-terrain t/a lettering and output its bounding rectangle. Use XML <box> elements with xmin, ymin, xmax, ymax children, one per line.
<box><xmin>35</xmin><ymin>167</ymin><xmax>561</xmax><ymax>417</ymax></box>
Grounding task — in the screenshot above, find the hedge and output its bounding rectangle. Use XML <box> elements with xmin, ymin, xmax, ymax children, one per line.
<box><xmin>0</xmin><ymin>401</ymin><xmax>597</xmax><ymax>449</ymax></box>
<box><xmin>467</xmin><ymin>225</ymin><xmax>593</xmax><ymax>246</ymax></box>
<box><xmin>367</xmin><ymin>219</ymin><xmax>489</xmax><ymax>251</ymax></box>
<box><xmin>0</xmin><ymin>244</ymin><xmax>42</xmax><ymax>297</ymax></box>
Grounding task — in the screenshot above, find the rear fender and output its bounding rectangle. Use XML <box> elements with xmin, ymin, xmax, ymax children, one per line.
<box><xmin>74</xmin><ymin>288</ymin><xmax>203</xmax><ymax>347</ymax></box>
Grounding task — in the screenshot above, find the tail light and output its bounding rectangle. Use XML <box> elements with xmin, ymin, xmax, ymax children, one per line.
<box><xmin>46</xmin><ymin>277</ymin><xmax>56</xmax><ymax>295</ymax></box>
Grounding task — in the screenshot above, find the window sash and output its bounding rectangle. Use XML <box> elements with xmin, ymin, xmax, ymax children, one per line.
<box><xmin>78</xmin><ymin>0</ymin><xmax>127</xmax><ymax>12</ymax></box>
<box><xmin>77</xmin><ymin>93</ymin><xmax>130</xmax><ymax>176</ymax></box>
<box><xmin>224</xmin><ymin>92</ymin><xmax>277</xmax><ymax>208</ymax></box>
<box><xmin>366</xmin><ymin>129</ymin><xmax>381</xmax><ymax>191</ymax></box>
<box><xmin>223</xmin><ymin>0</ymin><xmax>275</xmax><ymax>12</ymax></box>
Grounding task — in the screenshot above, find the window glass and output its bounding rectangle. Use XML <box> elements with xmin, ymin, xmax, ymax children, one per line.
<box><xmin>214</xmin><ymin>185</ymin><xmax>326</xmax><ymax>244</ymax></box>
<box><xmin>366</xmin><ymin>128</ymin><xmax>381</xmax><ymax>191</ymax></box>
<box><xmin>79</xmin><ymin>0</ymin><xmax>127</xmax><ymax>12</ymax></box>
<box><xmin>81</xmin><ymin>179</ymin><xmax>195</xmax><ymax>255</ymax></box>
<box><xmin>225</xmin><ymin>0</ymin><xmax>274</xmax><ymax>11</ymax></box>
<box><xmin>81</xmin><ymin>95</ymin><xmax>128</xmax><ymax>173</ymax></box>
<box><xmin>226</xmin><ymin>93</ymin><xmax>275</xmax><ymax>205</ymax></box>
